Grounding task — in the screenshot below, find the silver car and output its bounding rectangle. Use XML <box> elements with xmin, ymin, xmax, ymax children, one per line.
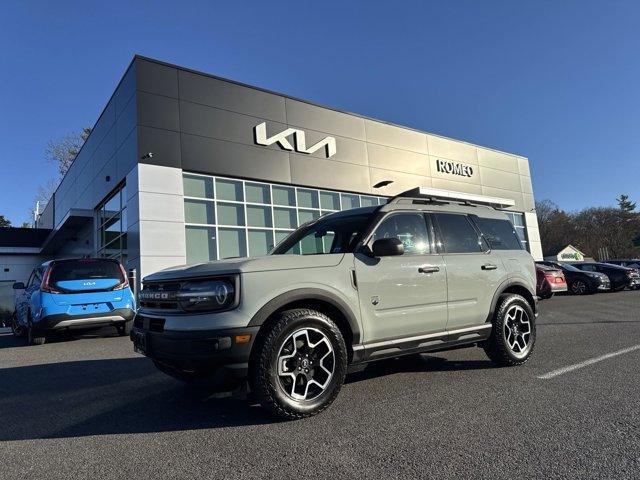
<box><xmin>132</xmin><ymin>187</ymin><xmax>538</xmax><ymax>419</ymax></box>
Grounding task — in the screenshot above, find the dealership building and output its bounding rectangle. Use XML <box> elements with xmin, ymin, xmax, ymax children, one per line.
<box><xmin>0</xmin><ymin>56</ymin><xmax>542</xmax><ymax>294</ymax></box>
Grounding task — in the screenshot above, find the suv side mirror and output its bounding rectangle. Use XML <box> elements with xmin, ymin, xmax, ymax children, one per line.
<box><xmin>12</xmin><ymin>282</ymin><xmax>25</xmax><ymax>290</ymax></box>
<box><xmin>372</xmin><ymin>238</ymin><xmax>404</xmax><ymax>257</ymax></box>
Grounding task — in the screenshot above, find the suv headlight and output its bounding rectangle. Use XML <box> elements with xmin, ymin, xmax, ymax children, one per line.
<box><xmin>175</xmin><ymin>277</ymin><xmax>239</xmax><ymax>312</ymax></box>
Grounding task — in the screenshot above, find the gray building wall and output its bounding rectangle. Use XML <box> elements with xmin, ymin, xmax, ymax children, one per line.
<box><xmin>36</xmin><ymin>56</ymin><xmax>542</xmax><ymax>283</ymax></box>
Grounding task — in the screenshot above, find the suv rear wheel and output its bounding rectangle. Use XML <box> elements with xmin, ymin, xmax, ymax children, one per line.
<box><xmin>483</xmin><ymin>294</ymin><xmax>535</xmax><ymax>366</ymax></box>
<box><xmin>250</xmin><ymin>308</ymin><xmax>347</xmax><ymax>420</ymax></box>
<box><xmin>27</xmin><ymin>314</ymin><xmax>46</xmax><ymax>346</ymax></box>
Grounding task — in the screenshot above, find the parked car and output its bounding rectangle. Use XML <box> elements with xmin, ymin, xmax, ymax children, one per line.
<box><xmin>536</xmin><ymin>264</ymin><xmax>567</xmax><ymax>299</ymax></box>
<box><xmin>537</xmin><ymin>261</ymin><xmax>610</xmax><ymax>295</ymax></box>
<box><xmin>604</xmin><ymin>259</ymin><xmax>640</xmax><ymax>270</ymax></box>
<box><xmin>132</xmin><ymin>187</ymin><xmax>538</xmax><ymax>419</ymax></box>
<box><xmin>12</xmin><ymin>258</ymin><xmax>136</xmax><ymax>345</ymax></box>
<box><xmin>570</xmin><ymin>262</ymin><xmax>638</xmax><ymax>291</ymax></box>
<box><xmin>603</xmin><ymin>260</ymin><xmax>640</xmax><ymax>288</ymax></box>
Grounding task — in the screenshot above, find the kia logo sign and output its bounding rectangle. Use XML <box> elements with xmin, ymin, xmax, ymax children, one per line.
<box><xmin>436</xmin><ymin>159</ymin><xmax>474</xmax><ymax>177</ymax></box>
<box><xmin>254</xmin><ymin>122</ymin><xmax>337</xmax><ymax>158</ymax></box>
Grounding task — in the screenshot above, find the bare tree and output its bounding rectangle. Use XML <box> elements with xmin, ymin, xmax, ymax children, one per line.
<box><xmin>45</xmin><ymin>127</ymin><xmax>91</xmax><ymax>178</ymax></box>
<box><xmin>0</xmin><ymin>215</ymin><xmax>11</xmax><ymax>228</ymax></box>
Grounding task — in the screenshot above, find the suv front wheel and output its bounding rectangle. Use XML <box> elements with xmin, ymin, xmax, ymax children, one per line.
<box><xmin>250</xmin><ymin>308</ymin><xmax>347</xmax><ymax>420</ymax></box>
<box><xmin>483</xmin><ymin>294</ymin><xmax>535</xmax><ymax>366</ymax></box>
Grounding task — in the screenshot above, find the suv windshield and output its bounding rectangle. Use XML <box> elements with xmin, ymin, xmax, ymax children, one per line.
<box><xmin>49</xmin><ymin>259</ymin><xmax>125</xmax><ymax>283</ymax></box>
<box><xmin>271</xmin><ymin>210</ymin><xmax>375</xmax><ymax>255</ymax></box>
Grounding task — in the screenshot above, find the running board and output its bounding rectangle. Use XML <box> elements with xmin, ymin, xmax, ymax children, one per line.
<box><xmin>351</xmin><ymin>324</ymin><xmax>492</xmax><ymax>363</ymax></box>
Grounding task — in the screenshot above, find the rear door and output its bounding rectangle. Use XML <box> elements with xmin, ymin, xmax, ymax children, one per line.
<box><xmin>432</xmin><ymin>212</ymin><xmax>507</xmax><ymax>331</ymax></box>
<box><xmin>354</xmin><ymin>211</ymin><xmax>447</xmax><ymax>344</ymax></box>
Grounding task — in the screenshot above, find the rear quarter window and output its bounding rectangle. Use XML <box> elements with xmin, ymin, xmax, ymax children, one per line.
<box><xmin>49</xmin><ymin>260</ymin><xmax>124</xmax><ymax>283</ymax></box>
<box><xmin>474</xmin><ymin>217</ymin><xmax>523</xmax><ymax>251</ymax></box>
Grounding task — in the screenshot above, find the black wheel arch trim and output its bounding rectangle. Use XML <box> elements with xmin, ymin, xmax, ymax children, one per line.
<box><xmin>486</xmin><ymin>280</ymin><xmax>537</xmax><ymax>323</ymax></box>
<box><xmin>248</xmin><ymin>288</ymin><xmax>361</xmax><ymax>344</ymax></box>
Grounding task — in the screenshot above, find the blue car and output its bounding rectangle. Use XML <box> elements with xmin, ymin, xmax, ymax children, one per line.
<box><xmin>11</xmin><ymin>258</ymin><xmax>136</xmax><ymax>345</ymax></box>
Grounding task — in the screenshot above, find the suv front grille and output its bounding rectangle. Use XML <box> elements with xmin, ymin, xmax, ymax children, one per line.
<box><xmin>139</xmin><ymin>281</ymin><xmax>182</xmax><ymax>311</ymax></box>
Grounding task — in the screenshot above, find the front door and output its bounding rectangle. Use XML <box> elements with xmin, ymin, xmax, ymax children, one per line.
<box><xmin>354</xmin><ymin>211</ymin><xmax>448</xmax><ymax>344</ymax></box>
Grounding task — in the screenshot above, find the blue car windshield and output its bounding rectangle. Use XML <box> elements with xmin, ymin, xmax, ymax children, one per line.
<box><xmin>49</xmin><ymin>259</ymin><xmax>124</xmax><ymax>283</ymax></box>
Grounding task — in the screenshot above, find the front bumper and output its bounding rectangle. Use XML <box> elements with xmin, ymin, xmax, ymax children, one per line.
<box><xmin>36</xmin><ymin>308</ymin><xmax>134</xmax><ymax>331</ymax></box>
<box><xmin>131</xmin><ymin>314</ymin><xmax>259</xmax><ymax>390</ymax></box>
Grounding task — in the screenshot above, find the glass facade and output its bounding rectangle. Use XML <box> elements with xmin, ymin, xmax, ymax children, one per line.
<box><xmin>97</xmin><ymin>183</ymin><xmax>128</xmax><ymax>262</ymax></box>
<box><xmin>183</xmin><ymin>173</ymin><xmax>387</xmax><ymax>263</ymax></box>
<box><xmin>503</xmin><ymin>212</ymin><xmax>528</xmax><ymax>251</ymax></box>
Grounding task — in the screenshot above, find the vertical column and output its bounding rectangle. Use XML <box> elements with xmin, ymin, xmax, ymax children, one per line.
<box><xmin>126</xmin><ymin>163</ymin><xmax>186</xmax><ymax>283</ymax></box>
<box><xmin>524</xmin><ymin>211</ymin><xmax>543</xmax><ymax>260</ymax></box>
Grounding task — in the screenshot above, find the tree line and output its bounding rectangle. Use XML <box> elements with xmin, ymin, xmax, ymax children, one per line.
<box><xmin>536</xmin><ymin>195</ymin><xmax>640</xmax><ymax>260</ymax></box>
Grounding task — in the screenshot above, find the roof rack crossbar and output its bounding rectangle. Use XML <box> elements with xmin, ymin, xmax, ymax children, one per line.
<box><xmin>390</xmin><ymin>187</ymin><xmax>516</xmax><ymax>209</ymax></box>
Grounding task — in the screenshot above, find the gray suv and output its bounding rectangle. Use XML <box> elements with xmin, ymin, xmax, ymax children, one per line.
<box><xmin>132</xmin><ymin>187</ymin><xmax>538</xmax><ymax>419</ymax></box>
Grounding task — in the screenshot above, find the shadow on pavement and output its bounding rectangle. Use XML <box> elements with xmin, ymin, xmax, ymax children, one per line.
<box><xmin>346</xmin><ymin>353</ymin><xmax>497</xmax><ymax>385</ymax></box>
<box><xmin>0</xmin><ymin>356</ymin><xmax>275</xmax><ymax>441</ymax></box>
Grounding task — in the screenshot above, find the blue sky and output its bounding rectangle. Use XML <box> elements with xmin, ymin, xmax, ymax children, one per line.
<box><xmin>1</xmin><ymin>0</ymin><xmax>639</xmax><ymax>225</ymax></box>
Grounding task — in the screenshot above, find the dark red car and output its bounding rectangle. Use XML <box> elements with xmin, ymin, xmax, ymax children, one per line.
<box><xmin>536</xmin><ymin>264</ymin><xmax>568</xmax><ymax>299</ymax></box>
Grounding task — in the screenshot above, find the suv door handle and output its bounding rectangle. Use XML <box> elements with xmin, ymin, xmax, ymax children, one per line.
<box><xmin>481</xmin><ymin>263</ymin><xmax>498</xmax><ymax>271</ymax></box>
<box><xmin>418</xmin><ymin>265</ymin><xmax>440</xmax><ymax>274</ymax></box>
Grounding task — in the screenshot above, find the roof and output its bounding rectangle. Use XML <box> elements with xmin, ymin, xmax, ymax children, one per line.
<box><xmin>0</xmin><ymin>228</ymin><xmax>51</xmax><ymax>248</ymax></box>
<box><xmin>545</xmin><ymin>244</ymin><xmax>586</xmax><ymax>257</ymax></box>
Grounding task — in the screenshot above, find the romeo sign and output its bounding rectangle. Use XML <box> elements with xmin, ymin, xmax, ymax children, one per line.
<box><xmin>436</xmin><ymin>159</ymin><xmax>474</xmax><ymax>178</ymax></box>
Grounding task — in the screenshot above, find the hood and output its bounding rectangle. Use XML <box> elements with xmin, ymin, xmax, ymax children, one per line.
<box><xmin>144</xmin><ymin>254</ymin><xmax>346</xmax><ymax>282</ymax></box>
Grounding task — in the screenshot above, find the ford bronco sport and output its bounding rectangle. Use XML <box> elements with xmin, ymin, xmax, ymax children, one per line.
<box><xmin>132</xmin><ymin>187</ymin><xmax>538</xmax><ymax>419</ymax></box>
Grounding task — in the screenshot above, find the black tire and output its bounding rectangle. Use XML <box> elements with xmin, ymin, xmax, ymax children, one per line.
<box><xmin>249</xmin><ymin>308</ymin><xmax>347</xmax><ymax>420</ymax></box>
<box><xmin>483</xmin><ymin>294</ymin><xmax>536</xmax><ymax>367</ymax></box>
<box><xmin>27</xmin><ymin>318</ymin><xmax>46</xmax><ymax>346</ymax></box>
<box><xmin>539</xmin><ymin>291</ymin><xmax>553</xmax><ymax>300</ymax></box>
<box><xmin>117</xmin><ymin>321</ymin><xmax>133</xmax><ymax>337</ymax></box>
<box><xmin>10</xmin><ymin>312</ymin><xmax>26</xmax><ymax>338</ymax></box>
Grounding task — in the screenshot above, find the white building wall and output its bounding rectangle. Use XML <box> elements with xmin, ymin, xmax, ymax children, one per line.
<box><xmin>127</xmin><ymin>163</ymin><xmax>186</xmax><ymax>283</ymax></box>
<box><xmin>525</xmin><ymin>211</ymin><xmax>543</xmax><ymax>261</ymax></box>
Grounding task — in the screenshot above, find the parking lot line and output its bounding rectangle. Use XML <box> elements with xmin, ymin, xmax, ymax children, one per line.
<box><xmin>537</xmin><ymin>344</ymin><xmax>640</xmax><ymax>380</ymax></box>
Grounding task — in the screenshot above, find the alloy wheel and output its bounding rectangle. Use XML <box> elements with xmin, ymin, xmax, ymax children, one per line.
<box><xmin>572</xmin><ymin>281</ymin><xmax>586</xmax><ymax>295</ymax></box>
<box><xmin>277</xmin><ymin>327</ymin><xmax>335</xmax><ymax>401</ymax></box>
<box><xmin>503</xmin><ymin>305</ymin><xmax>532</xmax><ymax>358</ymax></box>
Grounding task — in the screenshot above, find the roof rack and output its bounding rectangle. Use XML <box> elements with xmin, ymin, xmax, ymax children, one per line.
<box><xmin>390</xmin><ymin>187</ymin><xmax>516</xmax><ymax>209</ymax></box>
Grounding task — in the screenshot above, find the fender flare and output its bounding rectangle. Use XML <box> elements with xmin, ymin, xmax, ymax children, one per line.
<box><xmin>248</xmin><ymin>288</ymin><xmax>361</xmax><ymax>344</ymax></box>
<box><xmin>486</xmin><ymin>279</ymin><xmax>537</xmax><ymax>322</ymax></box>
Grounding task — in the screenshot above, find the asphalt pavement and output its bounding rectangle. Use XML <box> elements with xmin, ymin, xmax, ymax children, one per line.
<box><xmin>1</xmin><ymin>291</ymin><xmax>639</xmax><ymax>479</ymax></box>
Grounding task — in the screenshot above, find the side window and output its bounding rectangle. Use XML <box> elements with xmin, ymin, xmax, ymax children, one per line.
<box><xmin>581</xmin><ymin>264</ymin><xmax>595</xmax><ymax>272</ymax></box>
<box><xmin>370</xmin><ymin>213</ymin><xmax>432</xmax><ymax>255</ymax></box>
<box><xmin>434</xmin><ymin>213</ymin><xmax>483</xmax><ymax>254</ymax></box>
<box><xmin>26</xmin><ymin>270</ymin><xmax>36</xmax><ymax>288</ymax></box>
<box><xmin>474</xmin><ymin>217</ymin><xmax>523</xmax><ymax>250</ymax></box>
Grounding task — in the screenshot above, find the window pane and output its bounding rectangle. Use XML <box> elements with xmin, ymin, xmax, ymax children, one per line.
<box><xmin>103</xmin><ymin>193</ymin><xmax>120</xmax><ymax>222</ymax></box>
<box><xmin>320</xmin><ymin>191</ymin><xmax>340</xmax><ymax>210</ymax></box>
<box><xmin>121</xmin><ymin>208</ymin><xmax>127</xmax><ymax>233</ymax></box>
<box><xmin>217</xmin><ymin>202</ymin><xmax>245</xmax><ymax>226</ymax></box>
<box><xmin>245</xmin><ymin>182</ymin><xmax>271</xmax><ymax>204</ymax></box>
<box><xmin>435</xmin><ymin>213</ymin><xmax>482</xmax><ymax>254</ymax></box>
<box><xmin>512</xmin><ymin>214</ymin><xmax>524</xmax><ymax>227</ymax></box>
<box><xmin>186</xmin><ymin>226</ymin><xmax>216</xmax><ymax>264</ymax></box>
<box><xmin>183</xmin><ymin>174</ymin><xmax>214</xmax><ymax>199</ymax></box>
<box><xmin>248</xmin><ymin>229</ymin><xmax>274</xmax><ymax>257</ymax></box>
<box><xmin>274</xmin><ymin>207</ymin><xmax>297</xmax><ymax>229</ymax></box>
<box><xmin>272</xmin><ymin>186</ymin><xmax>296</xmax><ymax>206</ymax></box>
<box><xmin>378</xmin><ymin>197</ymin><xmax>389</xmax><ymax>205</ymax></box>
<box><xmin>341</xmin><ymin>194</ymin><xmax>360</xmax><ymax>210</ymax></box>
<box><xmin>184</xmin><ymin>199</ymin><xmax>215</xmax><ymax>224</ymax></box>
<box><xmin>371</xmin><ymin>213</ymin><xmax>431</xmax><ymax>255</ymax></box>
<box><xmin>474</xmin><ymin>217</ymin><xmax>522</xmax><ymax>250</ymax></box>
<box><xmin>360</xmin><ymin>196</ymin><xmax>378</xmax><ymax>207</ymax></box>
<box><xmin>297</xmin><ymin>189</ymin><xmax>319</xmax><ymax>209</ymax></box>
<box><xmin>299</xmin><ymin>209</ymin><xmax>320</xmax><ymax>225</ymax></box>
<box><xmin>275</xmin><ymin>230</ymin><xmax>292</xmax><ymax>245</ymax></box>
<box><xmin>246</xmin><ymin>205</ymin><xmax>272</xmax><ymax>228</ymax></box>
<box><xmin>216</xmin><ymin>179</ymin><xmax>243</xmax><ymax>202</ymax></box>
<box><xmin>218</xmin><ymin>228</ymin><xmax>247</xmax><ymax>259</ymax></box>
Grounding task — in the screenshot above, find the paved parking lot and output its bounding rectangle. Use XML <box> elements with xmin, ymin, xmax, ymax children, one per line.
<box><xmin>1</xmin><ymin>291</ymin><xmax>639</xmax><ymax>480</ymax></box>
